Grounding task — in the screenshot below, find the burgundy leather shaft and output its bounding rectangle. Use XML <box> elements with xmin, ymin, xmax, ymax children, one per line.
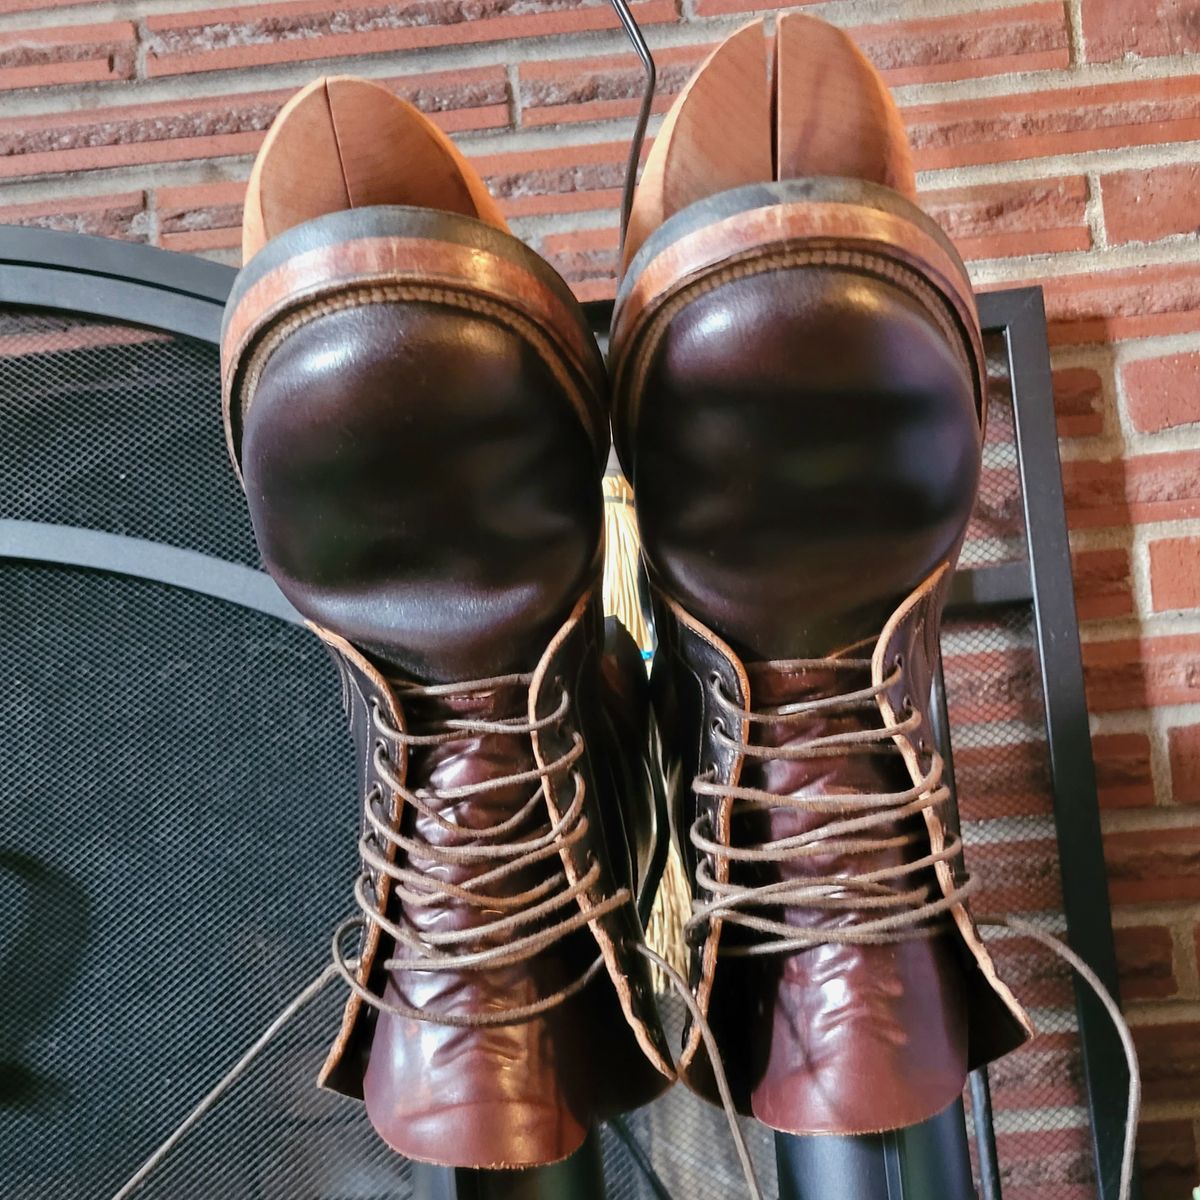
<box><xmin>223</xmin><ymin>209</ymin><xmax>672</xmax><ymax>1167</ymax></box>
<box><xmin>615</xmin><ymin>183</ymin><xmax>1031</xmax><ymax>1134</ymax></box>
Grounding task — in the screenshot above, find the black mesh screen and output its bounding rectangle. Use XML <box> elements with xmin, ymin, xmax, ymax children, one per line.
<box><xmin>0</xmin><ymin>307</ymin><xmax>397</xmax><ymax>1198</ymax></box>
<box><xmin>961</xmin><ymin>337</ymin><xmax>1028</xmax><ymax>569</ymax></box>
<box><xmin>0</xmin><ymin>564</ymin><xmax>377</xmax><ymax>1197</ymax></box>
<box><xmin>0</xmin><ymin>309</ymin><xmax>257</xmax><ymax>566</ymax></box>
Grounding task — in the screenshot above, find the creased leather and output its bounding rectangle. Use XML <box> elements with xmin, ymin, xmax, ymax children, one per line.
<box><xmin>222</xmin><ymin>214</ymin><xmax>670</xmax><ymax>1167</ymax></box>
<box><xmin>615</xmin><ymin>183</ymin><xmax>1031</xmax><ymax>1135</ymax></box>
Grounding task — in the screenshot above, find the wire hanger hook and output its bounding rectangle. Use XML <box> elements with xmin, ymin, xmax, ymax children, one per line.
<box><xmin>607</xmin><ymin>0</ymin><xmax>656</xmax><ymax>251</ymax></box>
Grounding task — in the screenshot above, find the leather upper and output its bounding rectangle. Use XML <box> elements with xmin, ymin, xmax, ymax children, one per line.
<box><xmin>223</xmin><ymin>207</ymin><xmax>671</xmax><ymax>1167</ymax></box>
<box><xmin>614</xmin><ymin>180</ymin><xmax>1031</xmax><ymax>1135</ymax></box>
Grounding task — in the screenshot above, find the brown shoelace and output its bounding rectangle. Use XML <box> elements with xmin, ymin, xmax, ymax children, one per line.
<box><xmin>687</xmin><ymin>657</ymin><xmax>977</xmax><ymax>953</ymax></box>
<box><xmin>107</xmin><ymin>662</ymin><xmax>1139</xmax><ymax>1200</ymax></box>
<box><xmin>331</xmin><ymin>670</ymin><xmax>628</xmax><ymax>1028</ymax></box>
<box><xmin>327</xmin><ymin>667</ymin><xmax>769</xmax><ymax>1198</ymax></box>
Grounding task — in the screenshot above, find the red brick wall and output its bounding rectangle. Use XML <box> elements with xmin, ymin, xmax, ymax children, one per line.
<box><xmin>2</xmin><ymin>0</ymin><xmax>1198</xmax><ymax>1192</ymax></box>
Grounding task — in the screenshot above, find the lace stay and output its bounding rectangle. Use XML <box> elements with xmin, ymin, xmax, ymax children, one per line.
<box><xmin>687</xmin><ymin>657</ymin><xmax>975</xmax><ymax>953</ymax></box>
<box><xmin>331</xmin><ymin>670</ymin><xmax>630</xmax><ymax>1028</ymax></box>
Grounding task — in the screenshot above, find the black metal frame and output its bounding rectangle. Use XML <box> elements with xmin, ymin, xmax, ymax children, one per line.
<box><xmin>948</xmin><ymin>286</ymin><xmax>1137</xmax><ymax>1200</ymax></box>
<box><xmin>0</xmin><ymin>231</ymin><xmax>1134</xmax><ymax>1199</ymax></box>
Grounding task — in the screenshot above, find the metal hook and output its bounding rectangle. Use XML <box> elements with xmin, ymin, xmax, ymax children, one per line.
<box><xmin>607</xmin><ymin>0</ymin><xmax>656</xmax><ymax>252</ymax></box>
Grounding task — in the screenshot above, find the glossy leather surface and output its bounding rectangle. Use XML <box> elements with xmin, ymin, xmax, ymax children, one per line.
<box><xmin>227</xmin><ymin>215</ymin><xmax>671</xmax><ymax>1165</ymax></box>
<box><xmin>632</xmin><ymin>267</ymin><xmax>979</xmax><ymax>662</ymax></box>
<box><xmin>242</xmin><ymin>302</ymin><xmax>603</xmax><ymax>683</ymax></box>
<box><xmin>659</xmin><ymin>633</ymin><xmax>970</xmax><ymax>1130</ymax></box>
<box><xmin>617</xmin><ymin>185</ymin><xmax>1028</xmax><ymax>1134</ymax></box>
<box><xmin>358</xmin><ymin>611</ymin><xmax>669</xmax><ymax>1165</ymax></box>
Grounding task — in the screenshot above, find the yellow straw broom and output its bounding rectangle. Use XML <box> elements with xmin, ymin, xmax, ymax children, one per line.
<box><xmin>602</xmin><ymin>468</ymin><xmax>691</xmax><ymax>988</ymax></box>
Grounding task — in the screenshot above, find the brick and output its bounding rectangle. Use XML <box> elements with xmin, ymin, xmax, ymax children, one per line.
<box><xmin>846</xmin><ymin>3</ymin><xmax>1069</xmax><ymax>87</ymax></box>
<box><xmin>1084</xmin><ymin>632</ymin><xmax>1200</xmax><ymax>711</ymax></box>
<box><xmin>1103</xmin><ymin>163</ymin><xmax>1200</xmax><ymax>245</ymax></box>
<box><xmin>1123</xmin><ymin>352</ymin><xmax>1200</xmax><ymax>434</ymax></box>
<box><xmin>965</xmin><ymin>462</ymin><xmax>1024</xmax><ymax>558</ymax></box>
<box><xmin>1104</xmin><ymin>823</ymin><xmax>1200</xmax><ymax>903</ymax></box>
<box><xmin>1114</xmin><ymin>924</ymin><xmax>1177</xmax><ymax>999</ymax></box>
<box><xmin>1093</xmin><ymin>731</ymin><xmax>1154</xmax><ymax>809</ymax></box>
<box><xmin>1032</xmin><ymin>261</ymin><xmax>1200</xmax><ymax>347</ymax></box>
<box><xmin>0</xmin><ymin>21</ymin><xmax>136</xmax><ymax>91</ymax></box>
<box><xmin>474</xmin><ymin>141</ymin><xmax>631</xmax><ymax>218</ymax></box>
<box><xmin>0</xmin><ymin>0</ymin><xmax>96</xmax><ymax>10</ymax></box>
<box><xmin>519</xmin><ymin>44</ymin><xmax>704</xmax><ymax>128</ymax></box>
<box><xmin>1073</xmin><ymin>546</ymin><xmax>1133</xmax><ymax>622</ymax></box>
<box><xmin>1051</xmin><ymin>264</ymin><xmax>1200</xmax><ymax>344</ymax></box>
<box><xmin>1130</xmin><ymin>1019</ymin><xmax>1200</xmax><ymax>1103</ymax></box>
<box><xmin>1169</xmin><ymin>722</ymin><xmax>1200</xmax><ymax>804</ymax></box>
<box><xmin>0</xmin><ymin>190</ymin><xmax>145</xmax><ymax>241</ymax></box>
<box><xmin>1064</xmin><ymin>449</ymin><xmax>1200</xmax><ymax>528</ymax></box>
<box><xmin>904</xmin><ymin>75</ymin><xmax>1200</xmax><ymax>173</ymax></box>
<box><xmin>942</xmin><ymin>642</ymin><xmax>1043</xmax><ymax>726</ymax></box>
<box><xmin>1083</xmin><ymin>0</ymin><xmax>1200</xmax><ymax>62</ymax></box>
<box><xmin>921</xmin><ymin>176</ymin><xmax>1091</xmax><ymax>262</ymax></box>
<box><xmin>969</xmin><ymin>836</ymin><xmax>1067</xmax><ymax>913</ymax></box>
<box><xmin>0</xmin><ymin>69</ymin><xmax>508</xmax><ymax>182</ymax></box>
<box><xmin>691</xmin><ymin>0</ymin><xmax>1069</xmax><ymax>86</ymax></box>
<box><xmin>984</xmin><ymin>935</ymin><xmax>1075</xmax><ymax>1008</ymax></box>
<box><xmin>990</xmin><ymin>1123</ymin><xmax>1096</xmax><ymax>1200</ymax></box>
<box><xmin>953</xmin><ymin>740</ymin><xmax>1052</xmax><ymax>822</ymax></box>
<box><xmin>1138</xmin><ymin>1119</ymin><xmax>1199</xmax><ymax>1200</ymax></box>
<box><xmin>986</xmin><ymin>1038</ymin><xmax>1088</xmax><ymax>1111</ymax></box>
<box><xmin>1052</xmin><ymin>366</ymin><xmax>1105</xmax><ymax>438</ymax></box>
<box><xmin>1150</xmin><ymin>536</ymin><xmax>1200</xmax><ymax>611</ymax></box>
<box><xmin>541</xmin><ymin>225</ymin><xmax>618</xmax><ymax>299</ymax></box>
<box><xmin>144</xmin><ymin>0</ymin><xmax>678</xmax><ymax>78</ymax></box>
<box><xmin>157</xmin><ymin>180</ymin><xmax>245</xmax><ymax>255</ymax></box>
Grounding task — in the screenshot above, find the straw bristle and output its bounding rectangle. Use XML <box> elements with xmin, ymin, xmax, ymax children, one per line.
<box><xmin>601</xmin><ymin>472</ymin><xmax>652</xmax><ymax>653</ymax></box>
<box><xmin>602</xmin><ymin>472</ymin><xmax>692</xmax><ymax>989</ymax></box>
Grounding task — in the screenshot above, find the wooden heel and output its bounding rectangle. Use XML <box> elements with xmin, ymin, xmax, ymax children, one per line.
<box><xmin>622</xmin><ymin>20</ymin><xmax>773</xmax><ymax>269</ymax></box>
<box><xmin>774</xmin><ymin>13</ymin><xmax>915</xmax><ymax>197</ymax></box>
<box><xmin>243</xmin><ymin>76</ymin><xmax>506</xmax><ymax>261</ymax></box>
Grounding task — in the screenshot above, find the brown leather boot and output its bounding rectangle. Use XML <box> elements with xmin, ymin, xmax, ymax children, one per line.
<box><xmin>221</xmin><ymin>76</ymin><xmax>672</xmax><ymax>1168</ymax></box>
<box><xmin>610</xmin><ymin>18</ymin><xmax>1031</xmax><ymax>1136</ymax></box>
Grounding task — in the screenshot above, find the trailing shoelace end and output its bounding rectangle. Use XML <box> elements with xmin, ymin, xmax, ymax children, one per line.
<box><xmin>646</xmin><ymin>574</ymin><xmax>1032</xmax><ymax>1138</ymax></box>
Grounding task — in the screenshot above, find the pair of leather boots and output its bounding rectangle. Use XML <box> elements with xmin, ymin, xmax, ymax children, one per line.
<box><xmin>221</xmin><ymin>14</ymin><xmax>1030</xmax><ymax>1174</ymax></box>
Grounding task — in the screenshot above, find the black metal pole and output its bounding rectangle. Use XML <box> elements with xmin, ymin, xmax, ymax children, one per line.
<box><xmin>775</xmin><ymin>1100</ymin><xmax>977</xmax><ymax>1200</ymax></box>
<box><xmin>411</xmin><ymin>1128</ymin><xmax>607</xmax><ymax>1200</ymax></box>
<box><xmin>968</xmin><ymin>1068</ymin><xmax>1003</xmax><ymax>1200</ymax></box>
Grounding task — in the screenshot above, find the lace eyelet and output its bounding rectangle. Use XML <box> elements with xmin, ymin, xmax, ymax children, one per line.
<box><xmin>711</xmin><ymin>717</ymin><xmax>726</xmax><ymax>736</ymax></box>
<box><xmin>902</xmin><ymin>694</ymin><xmax>913</xmax><ymax>714</ymax></box>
